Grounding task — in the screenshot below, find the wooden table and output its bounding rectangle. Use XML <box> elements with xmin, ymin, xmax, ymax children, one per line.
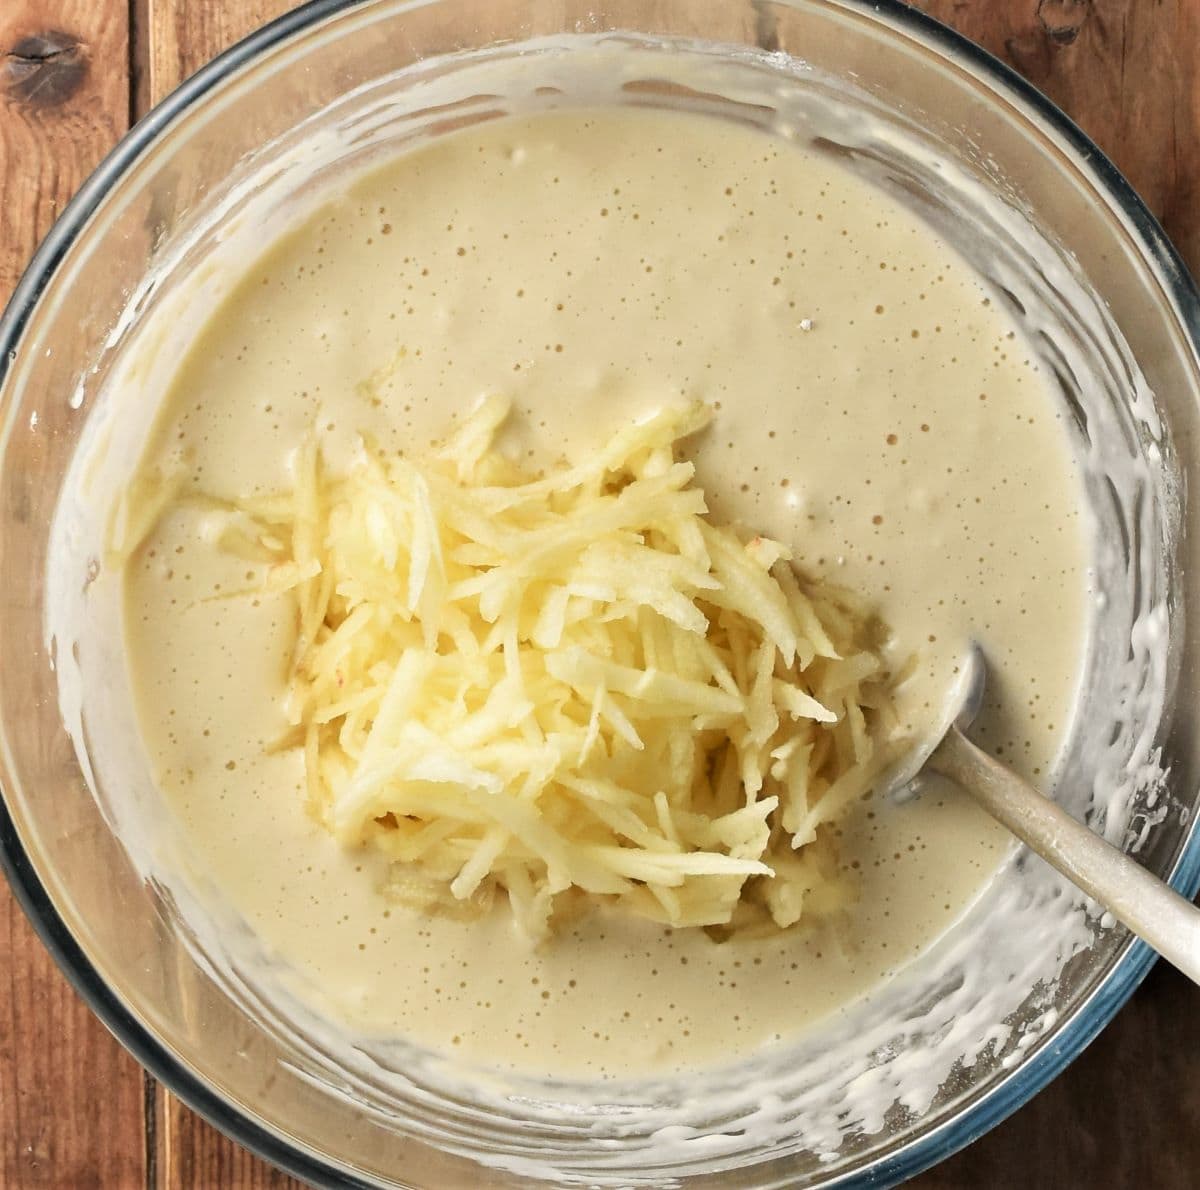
<box><xmin>1</xmin><ymin>2</ymin><xmax>1197</xmax><ymax>1185</ymax></box>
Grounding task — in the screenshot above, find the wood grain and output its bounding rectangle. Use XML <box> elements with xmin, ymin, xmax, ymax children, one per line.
<box><xmin>918</xmin><ymin>0</ymin><xmax>1200</xmax><ymax>274</ymax></box>
<box><xmin>906</xmin><ymin>6</ymin><xmax>1200</xmax><ymax>1177</ymax></box>
<box><xmin>153</xmin><ymin>1080</ymin><xmax>299</xmax><ymax>1190</ymax></box>
<box><xmin>0</xmin><ymin>3</ymin><xmax>131</xmax><ymax>296</ymax></box>
<box><xmin>0</xmin><ymin>890</ymin><xmax>148</xmax><ymax>1190</ymax></box>
<box><xmin>136</xmin><ymin>3</ymin><xmax>300</xmax><ymax>1179</ymax></box>
<box><xmin>922</xmin><ymin>959</ymin><xmax>1200</xmax><ymax>1187</ymax></box>
<box><xmin>1</xmin><ymin>0</ymin><xmax>1197</xmax><ymax>1187</ymax></box>
<box><xmin>0</xmin><ymin>2</ymin><xmax>146</xmax><ymax>1188</ymax></box>
<box><xmin>134</xmin><ymin>0</ymin><xmax>294</xmax><ymax>109</ymax></box>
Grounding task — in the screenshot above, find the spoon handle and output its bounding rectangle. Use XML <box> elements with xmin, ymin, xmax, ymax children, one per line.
<box><xmin>930</xmin><ymin>726</ymin><xmax>1200</xmax><ymax>986</ymax></box>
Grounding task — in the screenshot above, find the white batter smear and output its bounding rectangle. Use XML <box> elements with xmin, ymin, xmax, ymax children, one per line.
<box><xmin>121</xmin><ymin>107</ymin><xmax>1088</xmax><ymax>1079</ymax></box>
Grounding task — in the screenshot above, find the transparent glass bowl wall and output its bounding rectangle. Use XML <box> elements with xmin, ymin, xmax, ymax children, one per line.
<box><xmin>1</xmin><ymin>1</ymin><xmax>1199</xmax><ymax>1187</ymax></box>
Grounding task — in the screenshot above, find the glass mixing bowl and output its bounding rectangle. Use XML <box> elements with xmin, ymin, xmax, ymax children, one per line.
<box><xmin>2</xmin><ymin>1</ymin><xmax>1198</xmax><ymax>1186</ymax></box>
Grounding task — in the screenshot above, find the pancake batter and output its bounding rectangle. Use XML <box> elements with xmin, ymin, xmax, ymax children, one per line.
<box><xmin>122</xmin><ymin>106</ymin><xmax>1088</xmax><ymax>1078</ymax></box>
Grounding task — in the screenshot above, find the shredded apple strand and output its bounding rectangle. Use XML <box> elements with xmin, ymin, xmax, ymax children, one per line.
<box><xmin>233</xmin><ymin>398</ymin><xmax>900</xmax><ymax>942</ymax></box>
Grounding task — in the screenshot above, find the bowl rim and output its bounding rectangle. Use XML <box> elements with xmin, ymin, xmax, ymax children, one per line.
<box><xmin>1</xmin><ymin>0</ymin><xmax>1198</xmax><ymax>1186</ymax></box>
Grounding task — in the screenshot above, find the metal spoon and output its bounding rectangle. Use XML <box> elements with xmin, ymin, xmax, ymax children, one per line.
<box><xmin>889</xmin><ymin>645</ymin><xmax>1200</xmax><ymax>985</ymax></box>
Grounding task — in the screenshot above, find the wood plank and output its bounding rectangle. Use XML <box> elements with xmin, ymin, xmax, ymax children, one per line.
<box><xmin>921</xmin><ymin>961</ymin><xmax>1200</xmax><ymax>1187</ymax></box>
<box><xmin>918</xmin><ymin>0</ymin><xmax>1200</xmax><ymax>273</ymax></box>
<box><xmin>135</xmin><ymin>4</ymin><xmax>301</xmax><ymax>1178</ymax></box>
<box><xmin>136</xmin><ymin>0</ymin><xmax>294</xmax><ymax>109</ymax></box>
<box><xmin>0</xmin><ymin>2</ymin><xmax>147</xmax><ymax>1188</ymax></box>
<box><xmin>904</xmin><ymin>3</ymin><xmax>1200</xmax><ymax>1182</ymax></box>
<box><xmin>0</xmin><ymin>3</ymin><xmax>131</xmax><ymax>295</ymax></box>
<box><xmin>906</xmin><ymin>4</ymin><xmax>1200</xmax><ymax>1184</ymax></box>
<box><xmin>130</xmin><ymin>1</ymin><xmax>308</xmax><ymax>1169</ymax></box>
<box><xmin>153</xmin><ymin>1081</ymin><xmax>299</xmax><ymax>1190</ymax></box>
<box><xmin>0</xmin><ymin>899</ymin><xmax>148</xmax><ymax>1190</ymax></box>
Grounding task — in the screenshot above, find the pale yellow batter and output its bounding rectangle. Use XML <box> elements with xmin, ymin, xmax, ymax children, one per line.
<box><xmin>123</xmin><ymin>107</ymin><xmax>1088</xmax><ymax>1078</ymax></box>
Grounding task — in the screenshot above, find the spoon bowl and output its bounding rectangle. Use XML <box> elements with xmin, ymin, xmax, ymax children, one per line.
<box><xmin>885</xmin><ymin>642</ymin><xmax>988</xmax><ymax>804</ymax></box>
<box><xmin>892</xmin><ymin>647</ymin><xmax>1200</xmax><ymax>985</ymax></box>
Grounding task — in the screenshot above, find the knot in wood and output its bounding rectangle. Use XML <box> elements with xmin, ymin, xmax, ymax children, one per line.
<box><xmin>2</xmin><ymin>31</ymin><xmax>88</xmax><ymax>108</ymax></box>
<box><xmin>1037</xmin><ymin>0</ymin><xmax>1091</xmax><ymax>47</ymax></box>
